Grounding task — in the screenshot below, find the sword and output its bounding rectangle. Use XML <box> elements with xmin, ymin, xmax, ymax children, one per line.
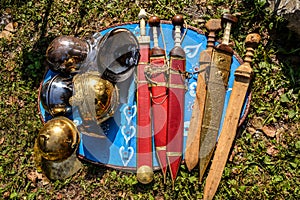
<box><xmin>185</xmin><ymin>19</ymin><xmax>222</xmax><ymax>172</ymax></box>
<box><xmin>203</xmin><ymin>33</ymin><xmax>261</xmax><ymax>200</ymax></box>
<box><xmin>136</xmin><ymin>8</ymin><xmax>154</xmax><ymax>184</ymax></box>
<box><xmin>167</xmin><ymin>14</ymin><xmax>186</xmax><ymax>186</ymax></box>
<box><xmin>147</xmin><ymin>16</ymin><xmax>168</xmax><ymax>183</ymax></box>
<box><xmin>199</xmin><ymin>14</ymin><xmax>237</xmax><ymax>182</ymax></box>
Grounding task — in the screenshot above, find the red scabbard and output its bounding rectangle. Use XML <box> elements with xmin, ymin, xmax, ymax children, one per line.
<box><xmin>167</xmin><ymin>47</ymin><xmax>186</xmax><ymax>182</ymax></box>
<box><xmin>149</xmin><ymin>54</ymin><xmax>168</xmax><ymax>179</ymax></box>
<box><xmin>137</xmin><ymin>43</ymin><xmax>153</xmax><ymax>170</ymax></box>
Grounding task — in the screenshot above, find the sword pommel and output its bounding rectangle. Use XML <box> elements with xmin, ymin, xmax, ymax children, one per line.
<box><xmin>234</xmin><ymin>33</ymin><xmax>261</xmax><ymax>81</ymax></box>
<box><xmin>222</xmin><ymin>13</ymin><xmax>238</xmax><ymax>24</ymax></box>
<box><xmin>204</xmin><ymin>19</ymin><xmax>222</xmax><ymax>50</ymax></box>
<box><xmin>138</xmin><ymin>9</ymin><xmax>147</xmax><ymax>38</ymax></box>
<box><xmin>245</xmin><ymin>33</ymin><xmax>261</xmax><ymax>48</ymax></box>
<box><xmin>149</xmin><ymin>16</ymin><xmax>165</xmax><ymax>57</ymax></box>
<box><xmin>149</xmin><ymin>16</ymin><xmax>160</xmax><ymax>27</ymax></box>
<box><xmin>172</xmin><ymin>14</ymin><xmax>184</xmax><ymax>27</ymax></box>
<box><xmin>221</xmin><ymin>13</ymin><xmax>238</xmax><ymax>45</ymax></box>
<box><xmin>244</xmin><ymin>33</ymin><xmax>261</xmax><ymax>64</ymax></box>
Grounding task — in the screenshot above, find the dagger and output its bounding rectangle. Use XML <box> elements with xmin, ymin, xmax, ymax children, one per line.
<box><xmin>185</xmin><ymin>19</ymin><xmax>222</xmax><ymax>172</ymax></box>
<box><xmin>199</xmin><ymin>14</ymin><xmax>237</xmax><ymax>182</ymax></box>
<box><xmin>203</xmin><ymin>33</ymin><xmax>261</xmax><ymax>200</ymax></box>
<box><xmin>136</xmin><ymin>8</ymin><xmax>154</xmax><ymax>184</ymax></box>
<box><xmin>147</xmin><ymin>16</ymin><xmax>168</xmax><ymax>183</ymax></box>
<box><xmin>167</xmin><ymin>14</ymin><xmax>186</xmax><ymax>187</ymax></box>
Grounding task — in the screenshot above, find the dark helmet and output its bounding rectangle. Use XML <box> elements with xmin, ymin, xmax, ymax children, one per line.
<box><xmin>40</xmin><ymin>74</ymin><xmax>73</xmax><ymax>117</ymax></box>
<box><xmin>46</xmin><ymin>36</ymin><xmax>89</xmax><ymax>74</ymax></box>
<box><xmin>97</xmin><ymin>28</ymin><xmax>140</xmax><ymax>84</ymax></box>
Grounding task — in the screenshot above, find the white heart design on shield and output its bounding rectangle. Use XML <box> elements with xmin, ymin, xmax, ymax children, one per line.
<box><xmin>121</xmin><ymin>125</ymin><xmax>136</xmax><ymax>145</ymax></box>
<box><xmin>119</xmin><ymin>146</ymin><xmax>134</xmax><ymax>166</ymax></box>
<box><xmin>184</xmin><ymin>43</ymin><xmax>202</xmax><ymax>59</ymax></box>
<box><xmin>123</xmin><ymin>105</ymin><xmax>137</xmax><ymax>125</ymax></box>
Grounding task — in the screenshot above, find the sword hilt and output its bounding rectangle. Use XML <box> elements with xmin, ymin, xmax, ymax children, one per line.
<box><xmin>149</xmin><ymin>16</ymin><xmax>160</xmax><ymax>48</ymax></box>
<box><xmin>149</xmin><ymin>16</ymin><xmax>165</xmax><ymax>57</ymax></box>
<box><xmin>204</xmin><ymin>19</ymin><xmax>222</xmax><ymax>51</ymax></box>
<box><xmin>235</xmin><ymin>33</ymin><xmax>261</xmax><ymax>79</ymax></box>
<box><xmin>172</xmin><ymin>14</ymin><xmax>184</xmax><ymax>47</ymax></box>
<box><xmin>222</xmin><ymin>13</ymin><xmax>238</xmax><ymax>45</ymax></box>
<box><xmin>244</xmin><ymin>33</ymin><xmax>261</xmax><ymax>64</ymax></box>
<box><xmin>138</xmin><ymin>9</ymin><xmax>147</xmax><ymax>37</ymax></box>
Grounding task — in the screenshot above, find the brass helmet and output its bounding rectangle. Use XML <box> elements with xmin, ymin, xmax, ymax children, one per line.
<box><xmin>46</xmin><ymin>36</ymin><xmax>89</xmax><ymax>74</ymax></box>
<box><xmin>34</xmin><ymin>116</ymin><xmax>82</xmax><ymax>180</ymax></box>
<box><xmin>40</xmin><ymin>74</ymin><xmax>73</xmax><ymax>117</ymax></box>
<box><xmin>35</xmin><ymin>116</ymin><xmax>79</xmax><ymax>161</ymax></box>
<box><xmin>71</xmin><ymin>71</ymin><xmax>119</xmax><ymax>124</ymax></box>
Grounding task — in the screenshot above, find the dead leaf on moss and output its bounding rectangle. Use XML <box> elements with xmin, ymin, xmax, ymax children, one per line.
<box><xmin>27</xmin><ymin>171</ymin><xmax>38</xmax><ymax>184</ymax></box>
<box><xmin>0</xmin><ymin>137</ymin><xmax>4</xmax><ymax>145</ymax></box>
<box><xmin>266</xmin><ymin>146</ymin><xmax>279</xmax><ymax>156</ymax></box>
<box><xmin>251</xmin><ymin>117</ymin><xmax>264</xmax><ymax>129</ymax></box>
<box><xmin>4</xmin><ymin>22</ymin><xmax>15</xmax><ymax>32</ymax></box>
<box><xmin>262</xmin><ymin>126</ymin><xmax>276</xmax><ymax>137</ymax></box>
<box><xmin>0</xmin><ymin>30</ymin><xmax>13</xmax><ymax>41</ymax></box>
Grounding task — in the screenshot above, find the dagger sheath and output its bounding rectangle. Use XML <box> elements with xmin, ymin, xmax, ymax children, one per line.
<box><xmin>149</xmin><ymin>53</ymin><xmax>168</xmax><ymax>181</ymax></box>
<box><xmin>167</xmin><ymin>46</ymin><xmax>186</xmax><ymax>183</ymax></box>
<box><xmin>137</xmin><ymin>40</ymin><xmax>152</xmax><ymax>170</ymax></box>
<box><xmin>136</xmin><ymin>11</ymin><xmax>153</xmax><ymax>176</ymax></box>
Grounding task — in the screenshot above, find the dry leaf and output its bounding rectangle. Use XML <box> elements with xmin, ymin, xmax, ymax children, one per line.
<box><xmin>3</xmin><ymin>191</ymin><xmax>10</xmax><ymax>198</ymax></box>
<box><xmin>6</xmin><ymin>60</ymin><xmax>16</xmax><ymax>71</ymax></box>
<box><xmin>251</xmin><ymin>117</ymin><xmax>264</xmax><ymax>129</ymax></box>
<box><xmin>247</xmin><ymin>127</ymin><xmax>257</xmax><ymax>135</ymax></box>
<box><xmin>0</xmin><ymin>137</ymin><xmax>4</xmax><ymax>145</ymax></box>
<box><xmin>4</xmin><ymin>22</ymin><xmax>15</xmax><ymax>32</ymax></box>
<box><xmin>262</xmin><ymin>126</ymin><xmax>276</xmax><ymax>137</ymax></box>
<box><xmin>27</xmin><ymin>171</ymin><xmax>38</xmax><ymax>184</ymax></box>
<box><xmin>266</xmin><ymin>146</ymin><xmax>279</xmax><ymax>156</ymax></box>
<box><xmin>0</xmin><ymin>30</ymin><xmax>13</xmax><ymax>41</ymax></box>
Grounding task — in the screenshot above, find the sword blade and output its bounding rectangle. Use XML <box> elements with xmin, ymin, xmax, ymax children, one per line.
<box><xmin>203</xmin><ymin>65</ymin><xmax>251</xmax><ymax>199</ymax></box>
<box><xmin>199</xmin><ymin>54</ymin><xmax>227</xmax><ymax>181</ymax></box>
<box><xmin>184</xmin><ymin>50</ymin><xmax>209</xmax><ymax>171</ymax></box>
<box><xmin>185</xmin><ymin>19</ymin><xmax>222</xmax><ymax>172</ymax></box>
<box><xmin>203</xmin><ymin>33</ymin><xmax>260</xmax><ymax>200</ymax></box>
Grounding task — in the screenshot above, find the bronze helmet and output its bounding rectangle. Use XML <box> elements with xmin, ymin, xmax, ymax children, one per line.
<box><xmin>71</xmin><ymin>71</ymin><xmax>119</xmax><ymax>124</ymax></box>
<box><xmin>35</xmin><ymin>116</ymin><xmax>79</xmax><ymax>161</ymax></box>
<box><xmin>46</xmin><ymin>36</ymin><xmax>89</xmax><ymax>74</ymax></box>
<box><xmin>40</xmin><ymin>74</ymin><xmax>73</xmax><ymax>117</ymax></box>
<box><xmin>34</xmin><ymin>116</ymin><xmax>82</xmax><ymax>180</ymax></box>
